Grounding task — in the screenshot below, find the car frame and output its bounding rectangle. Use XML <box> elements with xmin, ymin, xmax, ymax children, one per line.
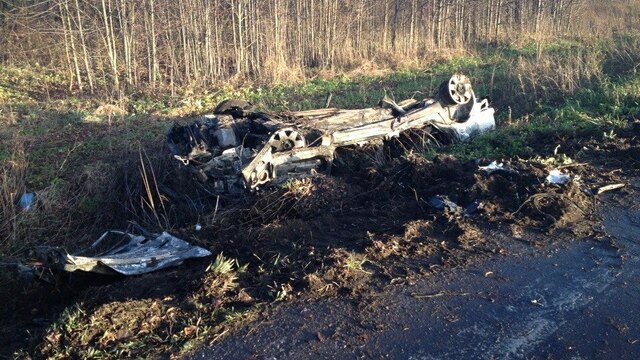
<box><xmin>168</xmin><ymin>74</ymin><xmax>495</xmax><ymax>194</ymax></box>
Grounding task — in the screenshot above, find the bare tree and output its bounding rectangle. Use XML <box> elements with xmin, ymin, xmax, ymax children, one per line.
<box><xmin>0</xmin><ymin>0</ymin><xmax>637</xmax><ymax>92</ymax></box>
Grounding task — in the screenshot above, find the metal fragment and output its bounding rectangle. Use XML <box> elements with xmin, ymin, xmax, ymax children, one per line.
<box><xmin>34</xmin><ymin>229</ymin><xmax>211</xmax><ymax>275</ymax></box>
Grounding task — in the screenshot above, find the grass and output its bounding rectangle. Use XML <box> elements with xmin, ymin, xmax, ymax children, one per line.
<box><xmin>37</xmin><ymin>253</ymin><xmax>252</xmax><ymax>359</ymax></box>
<box><xmin>1</xmin><ymin>31</ymin><xmax>640</xmax><ymax>358</ymax></box>
<box><xmin>0</xmin><ymin>139</ymin><xmax>27</xmax><ymax>254</ymax></box>
<box><xmin>341</xmin><ymin>252</ymin><xmax>371</xmax><ymax>274</ymax></box>
<box><xmin>446</xmin><ymin>74</ymin><xmax>640</xmax><ymax>161</ymax></box>
<box><xmin>203</xmin><ymin>253</ymin><xmax>238</xmax><ymax>298</ymax></box>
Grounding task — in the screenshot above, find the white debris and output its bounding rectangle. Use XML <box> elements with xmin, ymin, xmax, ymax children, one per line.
<box><xmin>195</xmin><ymin>224</ymin><xmax>202</xmax><ymax>231</ymax></box>
<box><xmin>214</xmin><ymin>128</ymin><xmax>238</xmax><ymax>148</ymax></box>
<box><xmin>479</xmin><ymin>161</ymin><xmax>504</xmax><ymax>174</ymax></box>
<box><xmin>546</xmin><ymin>169</ymin><xmax>571</xmax><ymax>185</ymax></box>
<box><xmin>478</xmin><ymin>161</ymin><xmax>518</xmax><ymax>175</ymax></box>
<box><xmin>596</xmin><ymin>183</ymin><xmax>625</xmax><ymax>195</ymax></box>
<box><xmin>530</xmin><ymin>299</ymin><xmax>545</xmax><ymax>307</ymax></box>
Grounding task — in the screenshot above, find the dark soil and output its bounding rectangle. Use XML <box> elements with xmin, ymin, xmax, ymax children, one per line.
<box><xmin>1</xmin><ymin>126</ymin><xmax>638</xmax><ymax>359</ymax></box>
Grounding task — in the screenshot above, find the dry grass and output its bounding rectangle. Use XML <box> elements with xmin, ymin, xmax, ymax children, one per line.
<box><xmin>515</xmin><ymin>46</ymin><xmax>604</xmax><ymax>98</ymax></box>
<box><xmin>137</xmin><ymin>148</ymin><xmax>171</xmax><ymax>230</ymax></box>
<box><xmin>0</xmin><ymin>138</ymin><xmax>27</xmax><ymax>255</ymax></box>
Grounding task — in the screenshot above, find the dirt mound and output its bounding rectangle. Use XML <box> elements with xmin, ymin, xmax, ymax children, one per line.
<box><xmin>401</xmin><ymin>154</ymin><xmax>596</xmax><ymax>235</ymax></box>
<box><xmin>247</xmin><ymin>175</ymin><xmax>352</xmax><ymax>222</ymax></box>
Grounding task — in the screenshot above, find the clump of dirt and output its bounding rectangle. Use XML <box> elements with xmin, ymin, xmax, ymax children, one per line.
<box><xmin>512</xmin><ymin>181</ymin><xmax>595</xmax><ymax>235</ymax></box>
<box><xmin>247</xmin><ymin>175</ymin><xmax>352</xmax><ymax>222</ymax></box>
<box><xmin>399</xmin><ymin>154</ymin><xmax>597</xmax><ymax>236</ymax></box>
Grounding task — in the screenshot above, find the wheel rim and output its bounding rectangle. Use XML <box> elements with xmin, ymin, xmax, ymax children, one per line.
<box><xmin>447</xmin><ymin>74</ymin><xmax>472</xmax><ymax>105</ymax></box>
<box><xmin>269</xmin><ymin>128</ymin><xmax>306</xmax><ymax>152</ymax></box>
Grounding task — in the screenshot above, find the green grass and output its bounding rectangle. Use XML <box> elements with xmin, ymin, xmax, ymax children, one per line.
<box><xmin>445</xmin><ymin>73</ymin><xmax>640</xmax><ymax>161</ymax></box>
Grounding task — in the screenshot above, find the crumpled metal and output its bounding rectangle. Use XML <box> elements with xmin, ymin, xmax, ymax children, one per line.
<box><xmin>36</xmin><ymin>229</ymin><xmax>211</xmax><ymax>275</ymax></box>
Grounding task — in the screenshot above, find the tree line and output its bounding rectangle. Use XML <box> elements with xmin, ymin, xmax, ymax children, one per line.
<box><xmin>0</xmin><ymin>0</ymin><xmax>638</xmax><ymax>93</ymax></box>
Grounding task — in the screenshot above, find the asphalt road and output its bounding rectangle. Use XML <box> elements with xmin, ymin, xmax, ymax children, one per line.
<box><xmin>190</xmin><ymin>189</ymin><xmax>640</xmax><ymax>360</ymax></box>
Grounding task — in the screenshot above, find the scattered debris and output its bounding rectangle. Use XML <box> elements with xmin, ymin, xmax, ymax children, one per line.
<box><xmin>596</xmin><ymin>183</ymin><xmax>626</xmax><ymax>195</ymax></box>
<box><xmin>168</xmin><ymin>74</ymin><xmax>495</xmax><ymax>194</ymax></box>
<box><xmin>18</xmin><ymin>192</ymin><xmax>36</xmax><ymax>211</ymax></box>
<box><xmin>463</xmin><ymin>201</ymin><xmax>481</xmax><ymax>216</ymax></box>
<box><xmin>478</xmin><ymin>161</ymin><xmax>519</xmax><ymax>176</ymax></box>
<box><xmin>530</xmin><ymin>299</ymin><xmax>545</xmax><ymax>307</ymax></box>
<box><xmin>430</xmin><ymin>196</ymin><xmax>480</xmax><ymax>217</ymax></box>
<box><xmin>430</xmin><ymin>195</ymin><xmax>462</xmax><ymax>213</ymax></box>
<box><xmin>411</xmin><ymin>291</ymin><xmax>470</xmax><ymax>299</ymax></box>
<box><xmin>546</xmin><ymin>169</ymin><xmax>571</xmax><ymax>185</ymax></box>
<box><xmin>32</xmin><ymin>228</ymin><xmax>211</xmax><ymax>275</ymax></box>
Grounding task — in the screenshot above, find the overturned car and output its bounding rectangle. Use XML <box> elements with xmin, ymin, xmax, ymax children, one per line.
<box><xmin>168</xmin><ymin>74</ymin><xmax>495</xmax><ymax>194</ymax></box>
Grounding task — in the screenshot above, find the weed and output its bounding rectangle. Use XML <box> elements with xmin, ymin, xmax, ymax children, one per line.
<box><xmin>341</xmin><ymin>252</ymin><xmax>371</xmax><ymax>274</ymax></box>
<box><xmin>202</xmin><ymin>254</ymin><xmax>239</xmax><ymax>299</ymax></box>
<box><xmin>206</xmin><ymin>253</ymin><xmax>235</xmax><ymax>275</ymax></box>
<box><xmin>268</xmin><ymin>282</ymin><xmax>293</xmax><ymax>302</ymax></box>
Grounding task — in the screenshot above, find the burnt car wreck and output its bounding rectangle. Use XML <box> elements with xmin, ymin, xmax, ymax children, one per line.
<box><xmin>168</xmin><ymin>74</ymin><xmax>495</xmax><ymax>194</ymax></box>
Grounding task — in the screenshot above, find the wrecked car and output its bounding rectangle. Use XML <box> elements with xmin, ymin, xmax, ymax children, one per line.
<box><xmin>168</xmin><ymin>74</ymin><xmax>495</xmax><ymax>194</ymax></box>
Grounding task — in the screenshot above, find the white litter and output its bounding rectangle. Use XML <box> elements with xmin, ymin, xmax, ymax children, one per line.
<box><xmin>479</xmin><ymin>161</ymin><xmax>503</xmax><ymax>174</ymax></box>
<box><xmin>478</xmin><ymin>161</ymin><xmax>518</xmax><ymax>175</ymax></box>
<box><xmin>546</xmin><ymin>169</ymin><xmax>571</xmax><ymax>184</ymax></box>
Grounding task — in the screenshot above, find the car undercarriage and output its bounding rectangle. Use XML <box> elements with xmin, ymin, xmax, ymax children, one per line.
<box><xmin>167</xmin><ymin>74</ymin><xmax>496</xmax><ymax>194</ymax></box>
